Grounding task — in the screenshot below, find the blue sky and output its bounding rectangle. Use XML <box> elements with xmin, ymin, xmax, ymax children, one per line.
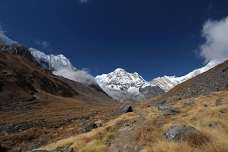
<box><xmin>0</xmin><ymin>0</ymin><xmax>228</xmax><ymax>80</ymax></box>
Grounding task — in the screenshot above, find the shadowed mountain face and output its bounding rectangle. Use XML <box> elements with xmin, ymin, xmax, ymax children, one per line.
<box><xmin>164</xmin><ymin>60</ymin><xmax>228</xmax><ymax>101</ymax></box>
<box><xmin>0</xmin><ymin>45</ymin><xmax>119</xmax><ymax>152</ymax></box>
<box><xmin>0</xmin><ymin>44</ymin><xmax>111</xmax><ymax>103</ymax></box>
<box><xmin>0</xmin><ymin>46</ymin><xmax>76</xmax><ymax>111</ymax></box>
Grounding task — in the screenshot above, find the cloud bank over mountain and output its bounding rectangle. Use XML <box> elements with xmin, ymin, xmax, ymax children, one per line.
<box><xmin>53</xmin><ymin>68</ymin><xmax>96</xmax><ymax>85</ymax></box>
<box><xmin>30</xmin><ymin>48</ymin><xmax>96</xmax><ymax>85</ymax></box>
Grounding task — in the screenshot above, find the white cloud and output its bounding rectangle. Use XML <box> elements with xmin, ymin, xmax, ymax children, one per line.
<box><xmin>30</xmin><ymin>47</ymin><xmax>96</xmax><ymax>85</ymax></box>
<box><xmin>53</xmin><ymin>68</ymin><xmax>96</xmax><ymax>85</ymax></box>
<box><xmin>35</xmin><ymin>40</ymin><xmax>49</xmax><ymax>49</ymax></box>
<box><xmin>0</xmin><ymin>31</ymin><xmax>16</xmax><ymax>45</ymax></box>
<box><xmin>200</xmin><ymin>16</ymin><xmax>228</xmax><ymax>63</ymax></box>
<box><xmin>0</xmin><ymin>24</ymin><xmax>17</xmax><ymax>45</ymax></box>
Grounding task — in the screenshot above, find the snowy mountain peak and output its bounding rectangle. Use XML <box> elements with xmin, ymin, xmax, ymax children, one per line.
<box><xmin>29</xmin><ymin>48</ymin><xmax>75</xmax><ymax>71</ymax></box>
<box><xmin>96</xmin><ymin>69</ymin><xmax>164</xmax><ymax>101</ymax></box>
<box><xmin>114</xmin><ymin>68</ymin><xmax>126</xmax><ymax>73</ymax></box>
<box><xmin>96</xmin><ymin>68</ymin><xmax>147</xmax><ymax>88</ymax></box>
<box><xmin>29</xmin><ymin>48</ymin><xmax>96</xmax><ymax>85</ymax></box>
<box><xmin>96</xmin><ymin>60</ymin><xmax>221</xmax><ymax>101</ymax></box>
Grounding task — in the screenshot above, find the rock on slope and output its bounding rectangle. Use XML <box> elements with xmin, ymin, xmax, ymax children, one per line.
<box><xmin>96</xmin><ymin>68</ymin><xmax>164</xmax><ymax>101</ymax></box>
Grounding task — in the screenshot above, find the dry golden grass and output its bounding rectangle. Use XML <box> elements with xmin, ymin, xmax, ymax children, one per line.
<box><xmin>35</xmin><ymin>91</ymin><xmax>228</xmax><ymax>152</ymax></box>
<box><xmin>37</xmin><ymin>112</ymin><xmax>138</xmax><ymax>152</ymax></box>
<box><xmin>138</xmin><ymin>91</ymin><xmax>228</xmax><ymax>152</ymax></box>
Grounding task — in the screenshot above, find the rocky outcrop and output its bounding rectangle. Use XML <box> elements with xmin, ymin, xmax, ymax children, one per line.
<box><xmin>164</xmin><ymin>125</ymin><xmax>209</xmax><ymax>146</ymax></box>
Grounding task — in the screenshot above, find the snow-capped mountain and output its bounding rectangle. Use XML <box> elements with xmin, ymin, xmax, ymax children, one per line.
<box><xmin>30</xmin><ymin>48</ymin><xmax>75</xmax><ymax>71</ymax></box>
<box><xmin>0</xmin><ymin>32</ymin><xmax>221</xmax><ymax>101</ymax></box>
<box><xmin>29</xmin><ymin>48</ymin><xmax>96</xmax><ymax>85</ymax></box>
<box><xmin>0</xmin><ymin>33</ymin><xmax>96</xmax><ymax>86</ymax></box>
<box><xmin>95</xmin><ymin>68</ymin><xmax>164</xmax><ymax>101</ymax></box>
<box><xmin>96</xmin><ymin>61</ymin><xmax>221</xmax><ymax>101</ymax></box>
<box><xmin>150</xmin><ymin>60</ymin><xmax>220</xmax><ymax>92</ymax></box>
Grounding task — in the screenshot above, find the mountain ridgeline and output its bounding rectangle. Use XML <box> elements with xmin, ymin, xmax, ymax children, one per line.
<box><xmin>0</xmin><ymin>44</ymin><xmax>120</xmax><ymax>152</ymax></box>
<box><xmin>0</xmin><ymin>42</ymin><xmax>228</xmax><ymax>152</ymax></box>
<box><xmin>95</xmin><ymin>68</ymin><xmax>164</xmax><ymax>101</ymax></box>
<box><xmin>0</xmin><ymin>42</ymin><xmax>225</xmax><ymax>102</ymax></box>
<box><xmin>0</xmin><ymin>44</ymin><xmax>113</xmax><ymax>106</ymax></box>
<box><xmin>164</xmin><ymin>60</ymin><xmax>228</xmax><ymax>100</ymax></box>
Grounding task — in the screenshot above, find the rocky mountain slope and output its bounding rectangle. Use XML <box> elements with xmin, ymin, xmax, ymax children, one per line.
<box><xmin>0</xmin><ymin>44</ymin><xmax>119</xmax><ymax>152</ymax></box>
<box><xmin>162</xmin><ymin>60</ymin><xmax>228</xmax><ymax>101</ymax></box>
<box><xmin>150</xmin><ymin>60</ymin><xmax>220</xmax><ymax>92</ymax></box>
<box><xmin>1</xmin><ymin>38</ymin><xmax>228</xmax><ymax>152</ymax></box>
<box><xmin>95</xmin><ymin>61</ymin><xmax>219</xmax><ymax>101</ymax></box>
<box><xmin>96</xmin><ymin>68</ymin><xmax>164</xmax><ymax>101</ymax></box>
<box><xmin>1</xmin><ymin>32</ymin><xmax>220</xmax><ymax>102</ymax></box>
<box><xmin>30</xmin><ymin>58</ymin><xmax>228</xmax><ymax>152</ymax></box>
<box><xmin>32</xmin><ymin>58</ymin><xmax>228</xmax><ymax>152</ymax></box>
<box><xmin>29</xmin><ymin>48</ymin><xmax>96</xmax><ymax>85</ymax></box>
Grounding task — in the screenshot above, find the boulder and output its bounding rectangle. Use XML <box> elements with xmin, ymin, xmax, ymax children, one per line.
<box><xmin>83</xmin><ymin>122</ymin><xmax>98</xmax><ymax>132</ymax></box>
<box><xmin>122</xmin><ymin>105</ymin><xmax>133</xmax><ymax>113</ymax></box>
<box><xmin>164</xmin><ymin>125</ymin><xmax>209</xmax><ymax>146</ymax></box>
<box><xmin>94</xmin><ymin>120</ymin><xmax>103</xmax><ymax>127</ymax></box>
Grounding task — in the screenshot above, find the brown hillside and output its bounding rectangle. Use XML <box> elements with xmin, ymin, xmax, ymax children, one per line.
<box><xmin>0</xmin><ymin>46</ymin><xmax>119</xmax><ymax>152</ymax></box>
<box><xmin>164</xmin><ymin>60</ymin><xmax>228</xmax><ymax>101</ymax></box>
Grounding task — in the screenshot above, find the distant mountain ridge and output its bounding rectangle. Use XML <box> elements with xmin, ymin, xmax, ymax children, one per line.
<box><xmin>163</xmin><ymin>60</ymin><xmax>228</xmax><ymax>100</ymax></box>
<box><xmin>0</xmin><ymin>33</ymin><xmax>222</xmax><ymax>101</ymax></box>
<box><xmin>29</xmin><ymin>48</ymin><xmax>96</xmax><ymax>85</ymax></box>
<box><xmin>150</xmin><ymin>60</ymin><xmax>220</xmax><ymax>91</ymax></box>
<box><xmin>96</xmin><ymin>61</ymin><xmax>221</xmax><ymax>101</ymax></box>
<box><xmin>30</xmin><ymin>48</ymin><xmax>75</xmax><ymax>71</ymax></box>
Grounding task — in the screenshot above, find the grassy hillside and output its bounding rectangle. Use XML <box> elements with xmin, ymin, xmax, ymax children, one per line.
<box><xmin>37</xmin><ymin>91</ymin><xmax>228</xmax><ymax>152</ymax></box>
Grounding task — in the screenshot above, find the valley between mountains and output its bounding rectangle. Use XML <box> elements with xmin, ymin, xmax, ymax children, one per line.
<box><xmin>0</xmin><ymin>43</ymin><xmax>228</xmax><ymax>152</ymax></box>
